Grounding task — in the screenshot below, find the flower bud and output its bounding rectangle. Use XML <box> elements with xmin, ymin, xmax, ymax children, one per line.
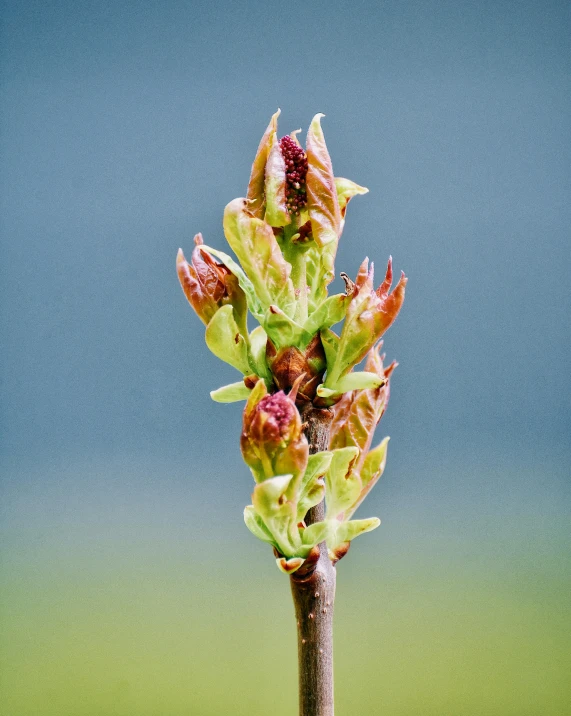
<box><xmin>241</xmin><ymin>381</ymin><xmax>309</xmax><ymax>482</ymax></box>
<box><xmin>177</xmin><ymin>233</ymin><xmax>247</xmax><ymax>328</ymax></box>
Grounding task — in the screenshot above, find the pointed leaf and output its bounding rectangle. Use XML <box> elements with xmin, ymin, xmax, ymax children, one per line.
<box><xmin>303</xmin><ymin>293</ymin><xmax>349</xmax><ymax>336</ymax></box>
<box><xmin>264</xmin><ymin>131</ymin><xmax>290</xmax><ymax>227</ymax></box>
<box><xmin>306</xmin><ymin>114</ymin><xmax>341</xmax><ymax>254</ymax></box>
<box><xmin>335</xmin><ymin>517</ymin><xmax>380</xmax><ymax>544</ymax></box>
<box><xmin>205</xmin><ymin>305</ymin><xmax>250</xmax><ymax>374</ymax></box>
<box><xmin>248</xmin><ymin>325</ymin><xmax>272</xmax><ymax>381</ymax></box>
<box><xmin>335</xmin><ymin>177</ymin><xmax>369</xmax><ymax>218</ymax></box>
<box><xmin>320</xmin><ymin>328</ymin><xmax>340</xmax><ymax>373</ymax></box>
<box><xmin>210</xmin><ymin>381</ymin><xmax>252</xmax><ymax>403</ymax></box>
<box><xmin>247</xmin><ymin>109</ymin><xmax>280</xmax><ymax>218</ymax></box>
<box><xmin>317</xmin><ymin>371</ymin><xmax>385</xmax><ymax>398</ymax></box>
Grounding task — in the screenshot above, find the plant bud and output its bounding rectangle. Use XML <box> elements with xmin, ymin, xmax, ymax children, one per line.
<box><xmin>241</xmin><ymin>382</ymin><xmax>309</xmax><ymax>482</ymax></box>
<box><xmin>177</xmin><ymin>233</ymin><xmax>247</xmax><ymax>328</ymax></box>
<box><xmin>266</xmin><ymin>334</ymin><xmax>327</xmax><ymax>405</ymax></box>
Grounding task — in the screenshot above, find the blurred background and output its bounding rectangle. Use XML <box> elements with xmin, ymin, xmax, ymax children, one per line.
<box><xmin>1</xmin><ymin>1</ymin><xmax>570</xmax><ymax>714</ymax></box>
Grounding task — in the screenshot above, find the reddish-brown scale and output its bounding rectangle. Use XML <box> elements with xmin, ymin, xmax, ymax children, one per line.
<box><xmin>279</xmin><ymin>135</ymin><xmax>308</xmax><ymax>215</ymax></box>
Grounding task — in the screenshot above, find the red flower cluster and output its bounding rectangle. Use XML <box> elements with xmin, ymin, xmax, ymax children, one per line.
<box><xmin>279</xmin><ymin>135</ymin><xmax>308</xmax><ymax>215</ymax></box>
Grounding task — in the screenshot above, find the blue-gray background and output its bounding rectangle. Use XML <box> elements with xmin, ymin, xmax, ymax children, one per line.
<box><xmin>1</xmin><ymin>1</ymin><xmax>570</xmax><ymax>714</ymax></box>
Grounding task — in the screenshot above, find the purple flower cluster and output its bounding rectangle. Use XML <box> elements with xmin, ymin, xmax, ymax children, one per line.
<box><xmin>279</xmin><ymin>135</ymin><xmax>308</xmax><ymax>215</ymax></box>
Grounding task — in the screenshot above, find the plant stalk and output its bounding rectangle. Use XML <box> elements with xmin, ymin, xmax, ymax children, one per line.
<box><xmin>290</xmin><ymin>406</ymin><xmax>336</xmax><ymax>716</ymax></box>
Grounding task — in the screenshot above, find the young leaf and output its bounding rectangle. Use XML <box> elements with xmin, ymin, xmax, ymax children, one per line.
<box><xmin>223</xmin><ymin>199</ymin><xmax>296</xmax><ymax>317</ymax></box>
<box><xmin>334</xmin><ymin>517</ymin><xmax>380</xmax><ymax>544</ymax></box>
<box><xmin>252</xmin><ymin>474</ymin><xmax>301</xmax><ymax>557</ymax></box>
<box><xmin>325</xmin><ymin>446</ymin><xmax>361</xmax><ymax>518</ymax></box>
<box><xmin>248</xmin><ymin>325</ymin><xmax>272</xmax><ymax>381</ymax></box>
<box><xmin>317</xmin><ymin>371</ymin><xmax>385</xmax><ymax>398</ymax></box>
<box><xmin>247</xmin><ymin>109</ymin><xmax>280</xmax><ymax>218</ymax></box>
<box><xmin>297</xmin><ymin>451</ymin><xmax>332</xmax><ymax>521</ymax></box>
<box><xmin>301</xmin><ymin>521</ymin><xmax>329</xmax><ymax>547</ymax></box>
<box><xmin>210</xmin><ymin>381</ymin><xmax>252</xmax><ymax>403</ymax></box>
<box><xmin>335</xmin><ymin>177</ymin><xmax>368</xmax><ymax>219</ymax></box>
<box><xmin>264</xmin><ymin>132</ymin><xmax>290</xmax><ymax>227</ymax></box>
<box><xmin>306</xmin><ymin>114</ymin><xmax>341</xmax><ymax>254</ymax></box>
<box><xmin>205</xmin><ymin>305</ymin><xmax>250</xmax><ymax>374</ymax></box>
<box><xmin>244</xmin><ymin>505</ymin><xmax>278</xmax><ymax>547</ymax></box>
<box><xmin>345</xmin><ymin>437</ymin><xmax>389</xmax><ymax>520</ymax></box>
<box><xmin>203</xmin><ymin>245</ymin><xmax>263</xmax><ymax>318</ymax></box>
<box><xmin>302</xmin><ymin>293</ymin><xmax>349</xmax><ymax>336</ymax></box>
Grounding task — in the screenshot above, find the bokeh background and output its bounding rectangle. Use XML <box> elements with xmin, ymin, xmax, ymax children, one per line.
<box><xmin>1</xmin><ymin>1</ymin><xmax>570</xmax><ymax>714</ymax></box>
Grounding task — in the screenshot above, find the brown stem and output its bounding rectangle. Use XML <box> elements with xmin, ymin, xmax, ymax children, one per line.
<box><xmin>290</xmin><ymin>406</ymin><xmax>336</xmax><ymax>716</ymax></box>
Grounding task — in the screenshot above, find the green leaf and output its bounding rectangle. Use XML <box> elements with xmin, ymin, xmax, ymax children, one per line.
<box><xmin>223</xmin><ymin>198</ymin><xmax>296</xmax><ymax>317</ymax></box>
<box><xmin>335</xmin><ymin>517</ymin><xmax>380</xmax><ymax>544</ymax></box>
<box><xmin>305</xmin><ymin>244</ymin><xmax>330</xmax><ymax>311</ymax></box>
<box><xmin>252</xmin><ymin>474</ymin><xmax>301</xmax><ymax>557</ymax></box>
<box><xmin>320</xmin><ymin>328</ymin><xmax>340</xmax><ymax>374</ymax></box>
<box><xmin>335</xmin><ymin>177</ymin><xmax>369</xmax><ymax>217</ymax></box>
<box><xmin>243</xmin><ymin>506</ymin><xmax>277</xmax><ymax>547</ymax></box>
<box><xmin>345</xmin><ymin>437</ymin><xmax>389</xmax><ymax>520</ymax></box>
<box><xmin>248</xmin><ymin>325</ymin><xmax>272</xmax><ymax>381</ymax></box>
<box><xmin>303</xmin><ymin>293</ymin><xmax>348</xmax><ymax>337</ymax></box>
<box><xmin>202</xmin><ymin>245</ymin><xmax>263</xmax><ymax>318</ymax></box>
<box><xmin>263</xmin><ymin>305</ymin><xmax>307</xmax><ymax>350</ymax></box>
<box><xmin>319</xmin><ymin>371</ymin><xmax>385</xmax><ymax>397</ymax></box>
<box><xmin>205</xmin><ymin>305</ymin><xmax>250</xmax><ymax>374</ymax></box>
<box><xmin>325</xmin><ymin>446</ymin><xmax>361</xmax><ymax>518</ymax></box>
<box><xmin>297</xmin><ymin>451</ymin><xmax>332</xmax><ymax>521</ymax></box>
<box><xmin>210</xmin><ymin>381</ymin><xmax>252</xmax><ymax>403</ymax></box>
<box><xmin>301</xmin><ymin>521</ymin><xmax>329</xmax><ymax>547</ymax></box>
<box><xmin>264</xmin><ymin>131</ymin><xmax>290</xmax><ymax>227</ymax></box>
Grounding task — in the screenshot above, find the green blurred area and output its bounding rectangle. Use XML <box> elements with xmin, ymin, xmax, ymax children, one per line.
<box><xmin>2</xmin><ymin>549</ymin><xmax>570</xmax><ymax>715</ymax></box>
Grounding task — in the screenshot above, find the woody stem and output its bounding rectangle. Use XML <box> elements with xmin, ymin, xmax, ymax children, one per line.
<box><xmin>290</xmin><ymin>406</ymin><xmax>336</xmax><ymax>716</ymax></box>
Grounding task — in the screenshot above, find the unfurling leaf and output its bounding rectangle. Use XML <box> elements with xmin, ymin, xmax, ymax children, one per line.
<box><xmin>345</xmin><ymin>437</ymin><xmax>389</xmax><ymax>520</ymax></box>
<box><xmin>297</xmin><ymin>451</ymin><xmax>332</xmax><ymax>521</ymax></box>
<box><xmin>243</xmin><ymin>505</ymin><xmax>277</xmax><ymax>547</ymax></box>
<box><xmin>252</xmin><ymin>474</ymin><xmax>301</xmax><ymax>557</ymax></box>
<box><xmin>325</xmin><ymin>446</ymin><xmax>361</xmax><ymax>518</ymax></box>
<box><xmin>177</xmin><ymin>235</ymin><xmax>247</xmax><ymax>330</ymax></box>
<box><xmin>223</xmin><ymin>198</ymin><xmax>296</xmax><ymax>317</ymax></box>
<box><xmin>324</xmin><ymin>257</ymin><xmax>406</xmax><ymax>387</ymax></box>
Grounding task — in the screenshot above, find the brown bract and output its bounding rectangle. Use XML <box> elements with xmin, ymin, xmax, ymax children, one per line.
<box><xmin>266</xmin><ymin>334</ymin><xmax>327</xmax><ymax>405</ymax></box>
